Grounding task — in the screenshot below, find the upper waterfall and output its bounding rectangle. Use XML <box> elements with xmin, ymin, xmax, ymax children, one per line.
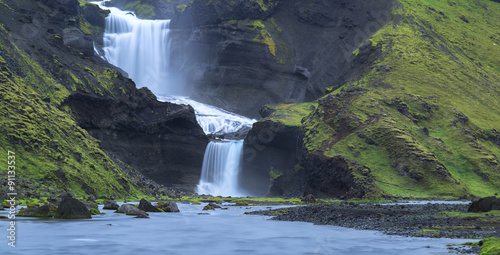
<box><xmin>97</xmin><ymin>2</ymin><xmax>175</xmax><ymax>95</ymax></box>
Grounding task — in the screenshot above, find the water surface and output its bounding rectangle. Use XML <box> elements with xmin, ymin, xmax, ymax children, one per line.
<box><xmin>1</xmin><ymin>203</ymin><xmax>476</xmax><ymax>254</ymax></box>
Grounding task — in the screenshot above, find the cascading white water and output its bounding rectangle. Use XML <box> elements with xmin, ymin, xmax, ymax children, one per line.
<box><xmin>196</xmin><ymin>140</ymin><xmax>245</xmax><ymax>196</ymax></box>
<box><xmin>95</xmin><ymin>1</ymin><xmax>255</xmax><ymax>196</ymax></box>
<box><xmin>101</xmin><ymin>4</ymin><xmax>172</xmax><ymax>94</ymax></box>
<box><xmin>159</xmin><ymin>95</ymin><xmax>255</xmax><ymax>136</ymax></box>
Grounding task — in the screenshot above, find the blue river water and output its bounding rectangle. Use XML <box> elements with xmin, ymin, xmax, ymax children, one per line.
<box><xmin>0</xmin><ymin>203</ymin><xmax>476</xmax><ymax>254</ymax></box>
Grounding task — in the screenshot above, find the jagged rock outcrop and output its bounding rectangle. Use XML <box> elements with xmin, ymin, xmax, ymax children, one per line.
<box><xmin>169</xmin><ymin>0</ymin><xmax>394</xmax><ymax>117</ymax></box>
<box><xmin>63</xmin><ymin>88</ymin><xmax>208</xmax><ymax>191</ymax></box>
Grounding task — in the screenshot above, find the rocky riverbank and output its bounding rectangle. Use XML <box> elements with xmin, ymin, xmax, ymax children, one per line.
<box><xmin>250</xmin><ymin>202</ymin><xmax>499</xmax><ymax>241</ymax></box>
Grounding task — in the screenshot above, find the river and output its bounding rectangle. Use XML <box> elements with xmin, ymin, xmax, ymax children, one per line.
<box><xmin>1</xmin><ymin>203</ymin><xmax>476</xmax><ymax>254</ymax></box>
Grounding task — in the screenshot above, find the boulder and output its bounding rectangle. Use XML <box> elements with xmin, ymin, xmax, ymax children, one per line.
<box><xmin>54</xmin><ymin>198</ymin><xmax>92</xmax><ymax>219</ymax></box>
<box><xmin>203</xmin><ymin>204</ymin><xmax>215</xmax><ymax>210</ymax></box>
<box><xmin>235</xmin><ymin>201</ymin><xmax>249</xmax><ymax>206</ymax></box>
<box><xmin>103</xmin><ymin>200</ymin><xmax>119</xmax><ymax>210</ymax></box>
<box><xmin>468</xmin><ymin>197</ymin><xmax>500</xmax><ymax>212</ymax></box>
<box><xmin>117</xmin><ymin>204</ymin><xmax>149</xmax><ymax>218</ymax></box>
<box><xmin>301</xmin><ymin>194</ymin><xmax>316</xmax><ymax>203</ymax></box>
<box><xmin>17</xmin><ymin>203</ymin><xmax>57</xmax><ymax>217</ymax></box>
<box><xmin>138</xmin><ymin>199</ymin><xmax>161</xmax><ymax>212</ymax></box>
<box><xmin>157</xmin><ymin>201</ymin><xmax>180</xmax><ymax>212</ymax></box>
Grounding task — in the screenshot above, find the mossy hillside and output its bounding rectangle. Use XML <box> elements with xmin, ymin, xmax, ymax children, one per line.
<box><xmin>366</xmin><ymin>0</ymin><xmax>500</xmax><ymax>131</ymax></box>
<box><xmin>480</xmin><ymin>237</ymin><xmax>500</xmax><ymax>255</ymax></box>
<box><xmin>263</xmin><ymin>0</ymin><xmax>500</xmax><ymax>199</ymax></box>
<box><xmin>0</xmin><ymin>12</ymin><xmax>142</xmax><ymax>198</ymax></box>
<box><xmin>0</xmin><ymin>65</ymin><xmax>140</xmax><ymax>197</ymax></box>
<box><xmin>260</xmin><ymin>102</ymin><xmax>318</xmax><ymax>127</ymax></box>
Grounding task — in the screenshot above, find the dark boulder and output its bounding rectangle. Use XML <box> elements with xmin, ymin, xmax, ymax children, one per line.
<box><xmin>103</xmin><ymin>200</ymin><xmax>119</xmax><ymax>210</ymax></box>
<box><xmin>17</xmin><ymin>203</ymin><xmax>57</xmax><ymax>217</ymax></box>
<box><xmin>138</xmin><ymin>199</ymin><xmax>161</xmax><ymax>212</ymax></box>
<box><xmin>117</xmin><ymin>204</ymin><xmax>149</xmax><ymax>218</ymax></box>
<box><xmin>55</xmin><ymin>198</ymin><xmax>92</xmax><ymax>219</ymax></box>
<box><xmin>301</xmin><ymin>194</ymin><xmax>316</xmax><ymax>203</ymax></box>
<box><xmin>157</xmin><ymin>201</ymin><xmax>180</xmax><ymax>212</ymax></box>
<box><xmin>468</xmin><ymin>197</ymin><xmax>500</xmax><ymax>212</ymax></box>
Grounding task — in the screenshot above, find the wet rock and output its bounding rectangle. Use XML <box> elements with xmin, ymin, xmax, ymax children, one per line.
<box><xmin>301</xmin><ymin>194</ymin><xmax>316</xmax><ymax>203</ymax></box>
<box><xmin>116</xmin><ymin>204</ymin><xmax>149</xmax><ymax>218</ymax></box>
<box><xmin>203</xmin><ymin>204</ymin><xmax>216</xmax><ymax>210</ymax></box>
<box><xmin>235</xmin><ymin>201</ymin><xmax>249</xmax><ymax>206</ymax></box>
<box><xmin>157</xmin><ymin>201</ymin><xmax>180</xmax><ymax>212</ymax></box>
<box><xmin>103</xmin><ymin>200</ymin><xmax>119</xmax><ymax>210</ymax></box>
<box><xmin>17</xmin><ymin>203</ymin><xmax>57</xmax><ymax>217</ymax></box>
<box><xmin>138</xmin><ymin>199</ymin><xmax>161</xmax><ymax>212</ymax></box>
<box><xmin>468</xmin><ymin>196</ymin><xmax>500</xmax><ymax>212</ymax></box>
<box><xmin>55</xmin><ymin>198</ymin><xmax>92</xmax><ymax>219</ymax></box>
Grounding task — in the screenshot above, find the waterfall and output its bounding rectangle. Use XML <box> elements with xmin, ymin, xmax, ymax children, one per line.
<box><xmin>98</xmin><ymin>2</ymin><xmax>174</xmax><ymax>95</ymax></box>
<box><xmin>196</xmin><ymin>140</ymin><xmax>245</xmax><ymax>196</ymax></box>
<box><xmin>96</xmin><ymin>1</ymin><xmax>255</xmax><ymax>196</ymax></box>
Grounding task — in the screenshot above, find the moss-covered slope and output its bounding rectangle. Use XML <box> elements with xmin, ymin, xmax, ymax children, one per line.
<box><xmin>0</xmin><ymin>0</ymin><xmax>144</xmax><ymax>198</ymax></box>
<box><xmin>260</xmin><ymin>0</ymin><xmax>500</xmax><ymax>199</ymax></box>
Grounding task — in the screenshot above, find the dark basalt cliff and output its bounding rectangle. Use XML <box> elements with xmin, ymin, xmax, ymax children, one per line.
<box><xmin>169</xmin><ymin>0</ymin><xmax>394</xmax><ymax>118</ymax></box>
<box><xmin>0</xmin><ymin>0</ymin><xmax>207</xmax><ymax>197</ymax></box>
<box><xmin>64</xmin><ymin>89</ymin><xmax>208</xmax><ymax>190</ymax></box>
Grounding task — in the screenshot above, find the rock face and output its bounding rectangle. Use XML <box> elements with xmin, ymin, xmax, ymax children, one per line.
<box><xmin>169</xmin><ymin>0</ymin><xmax>394</xmax><ymax>117</ymax></box>
<box><xmin>241</xmin><ymin>121</ymin><xmax>302</xmax><ymax>196</ymax></box>
<box><xmin>64</xmin><ymin>88</ymin><xmax>208</xmax><ymax>191</ymax></box>
<box><xmin>104</xmin><ymin>0</ymin><xmax>191</xmax><ymax>19</ymax></box>
<box><xmin>468</xmin><ymin>197</ymin><xmax>500</xmax><ymax>213</ymax></box>
<box><xmin>55</xmin><ymin>198</ymin><xmax>92</xmax><ymax>219</ymax></box>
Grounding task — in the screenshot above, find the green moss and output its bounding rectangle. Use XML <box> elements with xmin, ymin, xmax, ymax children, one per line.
<box><xmin>176</xmin><ymin>4</ymin><xmax>187</xmax><ymax>12</ymax></box>
<box><xmin>480</xmin><ymin>237</ymin><xmax>500</xmax><ymax>255</ymax></box>
<box><xmin>235</xmin><ymin>201</ymin><xmax>249</xmax><ymax>206</ymax></box>
<box><xmin>135</xmin><ymin>4</ymin><xmax>155</xmax><ymax>19</ymax></box>
<box><xmin>254</xmin><ymin>28</ymin><xmax>276</xmax><ymax>57</ymax></box>
<box><xmin>249</xmin><ymin>0</ymin><xmax>275</xmax><ymax>11</ymax></box>
<box><xmin>261</xmin><ymin>102</ymin><xmax>317</xmax><ymax>127</ymax></box>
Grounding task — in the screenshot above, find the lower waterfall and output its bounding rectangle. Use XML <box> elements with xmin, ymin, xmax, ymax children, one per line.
<box><xmin>196</xmin><ymin>140</ymin><xmax>245</xmax><ymax>196</ymax></box>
